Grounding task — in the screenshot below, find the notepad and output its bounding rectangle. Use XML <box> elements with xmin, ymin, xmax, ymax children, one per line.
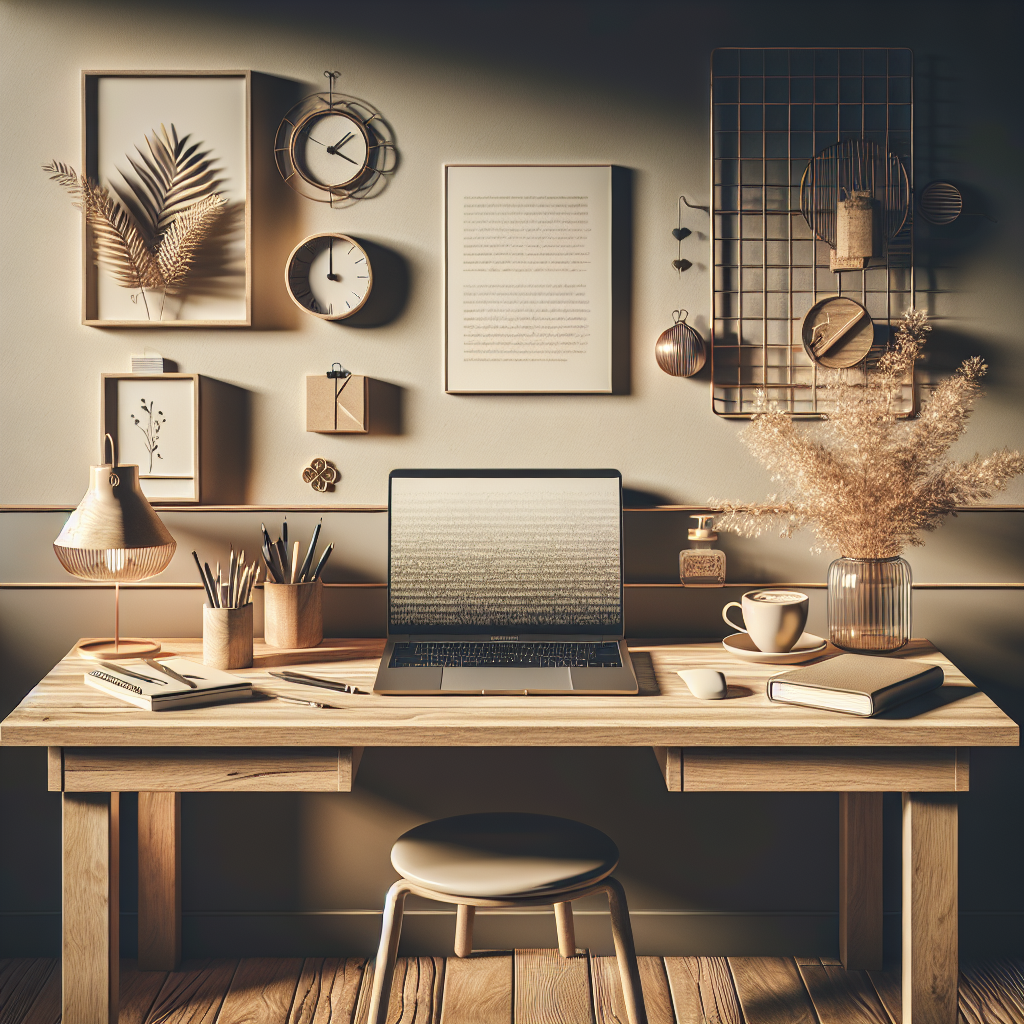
<box><xmin>84</xmin><ymin>658</ymin><xmax>251</xmax><ymax>711</ymax></box>
<box><xmin>767</xmin><ymin>654</ymin><xmax>944</xmax><ymax>717</ymax></box>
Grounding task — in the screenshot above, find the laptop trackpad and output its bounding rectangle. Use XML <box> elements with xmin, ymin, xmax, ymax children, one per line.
<box><xmin>440</xmin><ymin>667</ymin><xmax>572</xmax><ymax>691</ymax></box>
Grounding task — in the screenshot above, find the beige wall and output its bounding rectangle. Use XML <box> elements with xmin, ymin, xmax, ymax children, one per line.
<box><xmin>1</xmin><ymin>0</ymin><xmax>1021</xmax><ymax>959</ymax></box>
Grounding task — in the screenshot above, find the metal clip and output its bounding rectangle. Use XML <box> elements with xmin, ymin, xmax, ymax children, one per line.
<box><xmin>327</xmin><ymin>362</ymin><xmax>351</xmax><ymax>379</ymax></box>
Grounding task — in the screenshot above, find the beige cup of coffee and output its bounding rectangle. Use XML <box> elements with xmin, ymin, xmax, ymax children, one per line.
<box><xmin>722</xmin><ymin>589</ymin><xmax>809</xmax><ymax>653</ymax></box>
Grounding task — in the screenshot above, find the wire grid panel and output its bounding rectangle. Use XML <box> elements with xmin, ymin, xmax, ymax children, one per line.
<box><xmin>710</xmin><ymin>48</ymin><xmax>914</xmax><ymax>417</ymax></box>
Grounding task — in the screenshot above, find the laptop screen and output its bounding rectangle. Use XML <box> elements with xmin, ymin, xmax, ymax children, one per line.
<box><xmin>388</xmin><ymin>470</ymin><xmax>623</xmax><ymax>635</ymax></box>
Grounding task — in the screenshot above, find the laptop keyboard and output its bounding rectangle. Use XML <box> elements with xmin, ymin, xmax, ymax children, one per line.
<box><xmin>389</xmin><ymin>641</ymin><xmax>623</xmax><ymax>669</ymax></box>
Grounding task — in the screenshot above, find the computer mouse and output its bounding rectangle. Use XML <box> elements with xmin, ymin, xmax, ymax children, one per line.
<box><xmin>678</xmin><ymin>668</ymin><xmax>727</xmax><ymax>700</ymax></box>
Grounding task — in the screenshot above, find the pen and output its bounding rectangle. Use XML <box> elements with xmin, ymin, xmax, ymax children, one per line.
<box><xmin>143</xmin><ymin>659</ymin><xmax>199</xmax><ymax>689</ymax></box>
<box><xmin>99</xmin><ymin>661</ymin><xmax>166</xmax><ymax>685</ymax></box>
<box><xmin>254</xmin><ymin>689</ymin><xmax>327</xmax><ymax>709</ymax></box>
<box><xmin>269</xmin><ymin>670</ymin><xmax>366</xmax><ymax>694</ymax></box>
<box><xmin>298</xmin><ymin>520</ymin><xmax>322</xmax><ymax>583</ymax></box>
<box><xmin>310</xmin><ymin>543</ymin><xmax>334</xmax><ymax>581</ymax></box>
<box><xmin>192</xmin><ymin>550</ymin><xmax>216</xmax><ymax>607</ymax></box>
<box><xmin>204</xmin><ymin>561</ymin><xmax>218</xmax><ymax>606</ymax></box>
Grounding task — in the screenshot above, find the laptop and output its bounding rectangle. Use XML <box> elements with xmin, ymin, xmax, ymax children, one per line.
<box><xmin>373</xmin><ymin>469</ymin><xmax>638</xmax><ymax>695</ymax></box>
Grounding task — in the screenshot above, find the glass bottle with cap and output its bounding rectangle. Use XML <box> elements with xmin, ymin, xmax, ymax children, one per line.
<box><xmin>679</xmin><ymin>515</ymin><xmax>726</xmax><ymax>587</ymax></box>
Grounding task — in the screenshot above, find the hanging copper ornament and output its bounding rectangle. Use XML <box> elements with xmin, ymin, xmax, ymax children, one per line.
<box><xmin>656</xmin><ymin>310</ymin><xmax>706</xmax><ymax>377</ymax></box>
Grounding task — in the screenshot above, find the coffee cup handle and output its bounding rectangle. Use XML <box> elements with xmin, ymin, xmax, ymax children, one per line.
<box><xmin>722</xmin><ymin>601</ymin><xmax>747</xmax><ymax>634</ymax></box>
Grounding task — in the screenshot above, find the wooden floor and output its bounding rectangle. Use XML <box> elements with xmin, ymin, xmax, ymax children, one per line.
<box><xmin>1</xmin><ymin>954</ymin><xmax>1022</xmax><ymax>1024</ymax></box>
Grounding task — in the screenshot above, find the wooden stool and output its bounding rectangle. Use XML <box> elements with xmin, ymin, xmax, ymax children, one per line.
<box><xmin>366</xmin><ymin>812</ymin><xmax>648</xmax><ymax>1024</ymax></box>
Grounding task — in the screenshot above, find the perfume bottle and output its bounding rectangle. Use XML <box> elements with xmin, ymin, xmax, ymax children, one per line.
<box><xmin>679</xmin><ymin>515</ymin><xmax>726</xmax><ymax>587</ymax></box>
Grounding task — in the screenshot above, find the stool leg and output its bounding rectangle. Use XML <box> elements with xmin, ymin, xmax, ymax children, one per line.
<box><xmin>367</xmin><ymin>881</ymin><xmax>411</xmax><ymax>1024</ymax></box>
<box><xmin>603</xmin><ymin>878</ymin><xmax>648</xmax><ymax>1024</ymax></box>
<box><xmin>554</xmin><ymin>901</ymin><xmax>576</xmax><ymax>957</ymax></box>
<box><xmin>455</xmin><ymin>904</ymin><xmax>475</xmax><ymax>957</ymax></box>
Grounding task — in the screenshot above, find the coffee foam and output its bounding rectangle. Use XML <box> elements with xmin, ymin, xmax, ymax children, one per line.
<box><xmin>750</xmin><ymin>590</ymin><xmax>805</xmax><ymax>603</ymax></box>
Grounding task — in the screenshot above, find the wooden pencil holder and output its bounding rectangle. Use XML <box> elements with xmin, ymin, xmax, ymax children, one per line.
<box><xmin>203</xmin><ymin>603</ymin><xmax>253</xmax><ymax>670</ymax></box>
<box><xmin>264</xmin><ymin>580</ymin><xmax>323</xmax><ymax>648</ymax></box>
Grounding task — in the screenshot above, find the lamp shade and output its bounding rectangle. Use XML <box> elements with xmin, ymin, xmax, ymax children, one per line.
<box><xmin>54</xmin><ymin>462</ymin><xmax>176</xmax><ymax>581</ymax></box>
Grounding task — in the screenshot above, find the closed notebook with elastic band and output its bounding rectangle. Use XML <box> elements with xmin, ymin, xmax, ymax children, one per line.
<box><xmin>767</xmin><ymin>654</ymin><xmax>944</xmax><ymax>717</ymax></box>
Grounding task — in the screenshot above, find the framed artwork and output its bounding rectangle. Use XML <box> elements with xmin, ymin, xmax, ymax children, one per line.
<box><xmin>83</xmin><ymin>71</ymin><xmax>251</xmax><ymax>327</ymax></box>
<box><xmin>445</xmin><ymin>164</ymin><xmax>613</xmax><ymax>393</ymax></box>
<box><xmin>102</xmin><ymin>374</ymin><xmax>199</xmax><ymax>502</ymax></box>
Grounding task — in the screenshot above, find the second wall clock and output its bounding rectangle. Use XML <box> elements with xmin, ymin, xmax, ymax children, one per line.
<box><xmin>285</xmin><ymin>233</ymin><xmax>373</xmax><ymax>320</ymax></box>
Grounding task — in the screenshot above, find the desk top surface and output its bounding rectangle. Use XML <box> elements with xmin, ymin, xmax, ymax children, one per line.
<box><xmin>0</xmin><ymin>638</ymin><xmax>1017</xmax><ymax>748</ymax></box>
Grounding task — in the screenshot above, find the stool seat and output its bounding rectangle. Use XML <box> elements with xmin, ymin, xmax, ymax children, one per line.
<box><xmin>391</xmin><ymin>812</ymin><xmax>619</xmax><ymax>898</ymax></box>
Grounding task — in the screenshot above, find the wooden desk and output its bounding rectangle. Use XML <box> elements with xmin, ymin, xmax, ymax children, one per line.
<box><xmin>1</xmin><ymin>638</ymin><xmax>1017</xmax><ymax>1024</ymax></box>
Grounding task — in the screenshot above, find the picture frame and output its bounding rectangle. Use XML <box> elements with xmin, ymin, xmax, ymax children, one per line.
<box><xmin>444</xmin><ymin>164</ymin><xmax>614</xmax><ymax>393</ymax></box>
<box><xmin>83</xmin><ymin>71</ymin><xmax>251</xmax><ymax>327</ymax></box>
<box><xmin>102</xmin><ymin>373</ymin><xmax>199</xmax><ymax>502</ymax></box>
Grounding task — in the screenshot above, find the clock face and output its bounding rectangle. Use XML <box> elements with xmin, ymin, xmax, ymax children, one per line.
<box><xmin>292</xmin><ymin>111</ymin><xmax>370</xmax><ymax>189</ymax></box>
<box><xmin>285</xmin><ymin>234</ymin><xmax>373</xmax><ymax>320</ymax></box>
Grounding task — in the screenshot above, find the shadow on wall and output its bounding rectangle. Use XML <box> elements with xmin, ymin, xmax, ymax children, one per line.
<box><xmin>343</xmin><ymin>239</ymin><xmax>410</xmax><ymax>328</ymax></box>
<box><xmin>198</xmin><ymin>377</ymin><xmax>251</xmax><ymax>503</ymax></box>
<box><xmin>612</xmin><ymin>166</ymin><xmax>633</xmax><ymax>395</ymax></box>
<box><xmin>251</xmin><ymin>72</ymin><xmax>305</xmax><ymax>331</ymax></box>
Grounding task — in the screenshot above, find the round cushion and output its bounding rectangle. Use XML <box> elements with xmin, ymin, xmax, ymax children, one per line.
<box><xmin>390</xmin><ymin>812</ymin><xmax>619</xmax><ymax>899</ymax></box>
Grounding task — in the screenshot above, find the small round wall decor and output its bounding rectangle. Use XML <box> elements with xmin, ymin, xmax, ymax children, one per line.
<box><xmin>655</xmin><ymin>310</ymin><xmax>706</xmax><ymax>377</ymax></box>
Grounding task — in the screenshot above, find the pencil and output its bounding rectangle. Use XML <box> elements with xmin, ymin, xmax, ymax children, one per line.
<box><xmin>290</xmin><ymin>541</ymin><xmax>301</xmax><ymax>584</ymax></box>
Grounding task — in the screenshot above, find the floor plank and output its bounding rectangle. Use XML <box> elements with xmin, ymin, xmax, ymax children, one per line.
<box><xmin>799</xmin><ymin>963</ymin><xmax>891</xmax><ymax>1024</ymax></box>
<box><xmin>865</xmin><ymin>970</ymin><xmax>901</xmax><ymax>1024</ymax></box>
<box><xmin>289</xmin><ymin>958</ymin><xmax>369</xmax><ymax>1024</ymax></box>
<box><xmin>143</xmin><ymin>959</ymin><xmax>238</xmax><ymax>1024</ymax></box>
<box><xmin>590</xmin><ymin>956</ymin><xmax>674</xmax><ymax>1024</ymax></box>
<box><xmin>440</xmin><ymin>954</ymin><xmax>512</xmax><ymax>1024</ymax></box>
<box><xmin>729</xmin><ymin>957</ymin><xmax>817</xmax><ymax>1024</ymax></box>
<box><xmin>16</xmin><ymin>961</ymin><xmax>60</xmax><ymax>1024</ymax></box>
<box><xmin>663</xmin><ymin>958</ymin><xmax>703</xmax><ymax>1024</ymax></box>
<box><xmin>514</xmin><ymin>948</ymin><xmax>590</xmax><ymax>1024</ymax></box>
<box><xmin>217</xmin><ymin>958</ymin><xmax>304</xmax><ymax>1024</ymax></box>
<box><xmin>0</xmin><ymin>959</ymin><xmax>56</xmax><ymax>1024</ymax></box>
<box><xmin>697</xmin><ymin>958</ymin><xmax>743</xmax><ymax>1024</ymax></box>
<box><xmin>387</xmin><ymin>957</ymin><xmax>445</xmax><ymax>1024</ymax></box>
<box><xmin>119</xmin><ymin>961</ymin><xmax>168</xmax><ymax>1024</ymax></box>
<box><xmin>959</xmin><ymin>961</ymin><xmax>1024</xmax><ymax>1024</ymax></box>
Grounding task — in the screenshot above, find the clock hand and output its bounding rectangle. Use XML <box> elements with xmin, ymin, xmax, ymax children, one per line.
<box><xmin>326</xmin><ymin>132</ymin><xmax>354</xmax><ymax>155</ymax></box>
<box><xmin>327</xmin><ymin>237</ymin><xmax>339</xmax><ymax>281</ymax></box>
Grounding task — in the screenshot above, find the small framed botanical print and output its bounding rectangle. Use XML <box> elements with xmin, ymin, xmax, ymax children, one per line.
<box><xmin>102</xmin><ymin>374</ymin><xmax>199</xmax><ymax>502</ymax></box>
<box><xmin>82</xmin><ymin>71</ymin><xmax>251</xmax><ymax>327</ymax></box>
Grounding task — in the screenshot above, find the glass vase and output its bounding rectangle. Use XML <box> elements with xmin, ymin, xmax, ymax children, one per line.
<box><xmin>827</xmin><ymin>555</ymin><xmax>912</xmax><ymax>652</ymax></box>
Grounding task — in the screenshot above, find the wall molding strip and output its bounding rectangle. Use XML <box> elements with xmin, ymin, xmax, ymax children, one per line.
<box><xmin>2</xmin><ymin>581</ymin><xmax>1020</xmax><ymax>590</ymax></box>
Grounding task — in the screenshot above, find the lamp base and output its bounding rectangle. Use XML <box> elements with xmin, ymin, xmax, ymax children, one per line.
<box><xmin>77</xmin><ymin>638</ymin><xmax>162</xmax><ymax>660</ymax></box>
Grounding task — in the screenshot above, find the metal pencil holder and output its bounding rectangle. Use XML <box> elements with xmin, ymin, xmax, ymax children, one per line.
<box><xmin>203</xmin><ymin>603</ymin><xmax>254</xmax><ymax>670</ymax></box>
<box><xmin>264</xmin><ymin>579</ymin><xmax>323</xmax><ymax>649</ymax></box>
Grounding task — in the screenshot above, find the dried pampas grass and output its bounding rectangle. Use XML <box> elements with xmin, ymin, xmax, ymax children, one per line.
<box><xmin>714</xmin><ymin>309</ymin><xmax>1024</xmax><ymax>558</ymax></box>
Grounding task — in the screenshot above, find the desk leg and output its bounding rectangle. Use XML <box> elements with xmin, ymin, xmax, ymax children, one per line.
<box><xmin>902</xmin><ymin>792</ymin><xmax>958</xmax><ymax>1024</ymax></box>
<box><xmin>138</xmin><ymin>792</ymin><xmax>181</xmax><ymax>971</ymax></box>
<box><xmin>839</xmin><ymin>792</ymin><xmax>883</xmax><ymax>970</ymax></box>
<box><xmin>63</xmin><ymin>792</ymin><xmax>119</xmax><ymax>1024</ymax></box>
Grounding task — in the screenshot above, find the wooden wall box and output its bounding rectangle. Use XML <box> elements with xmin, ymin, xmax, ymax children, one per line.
<box><xmin>306</xmin><ymin>374</ymin><xmax>369</xmax><ymax>433</ymax></box>
<box><xmin>101</xmin><ymin>373</ymin><xmax>247</xmax><ymax>504</ymax></box>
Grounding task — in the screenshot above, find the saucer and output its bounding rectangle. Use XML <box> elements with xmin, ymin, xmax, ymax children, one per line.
<box><xmin>722</xmin><ymin>631</ymin><xmax>828</xmax><ymax>664</ymax></box>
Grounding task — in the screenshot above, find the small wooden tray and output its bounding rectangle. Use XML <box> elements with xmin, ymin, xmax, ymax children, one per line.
<box><xmin>801</xmin><ymin>296</ymin><xmax>874</xmax><ymax>369</ymax></box>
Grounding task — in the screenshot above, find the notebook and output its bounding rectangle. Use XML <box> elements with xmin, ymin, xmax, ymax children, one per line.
<box><xmin>767</xmin><ymin>653</ymin><xmax>944</xmax><ymax>717</ymax></box>
<box><xmin>85</xmin><ymin>658</ymin><xmax>252</xmax><ymax>710</ymax></box>
<box><xmin>373</xmin><ymin>469</ymin><xmax>638</xmax><ymax>695</ymax></box>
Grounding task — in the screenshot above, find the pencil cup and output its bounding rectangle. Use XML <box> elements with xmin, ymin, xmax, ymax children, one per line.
<box><xmin>203</xmin><ymin>603</ymin><xmax>254</xmax><ymax>670</ymax></box>
<box><xmin>264</xmin><ymin>579</ymin><xmax>323</xmax><ymax>648</ymax></box>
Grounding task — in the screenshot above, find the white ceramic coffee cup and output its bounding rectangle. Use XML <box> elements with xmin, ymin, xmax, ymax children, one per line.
<box><xmin>722</xmin><ymin>589</ymin><xmax>809</xmax><ymax>653</ymax></box>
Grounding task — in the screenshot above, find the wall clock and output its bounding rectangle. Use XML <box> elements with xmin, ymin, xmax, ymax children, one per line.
<box><xmin>285</xmin><ymin>233</ymin><xmax>373</xmax><ymax>320</ymax></box>
<box><xmin>275</xmin><ymin>71</ymin><xmax>396</xmax><ymax>207</ymax></box>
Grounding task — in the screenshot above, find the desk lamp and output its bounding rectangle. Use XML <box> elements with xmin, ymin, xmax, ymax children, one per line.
<box><xmin>54</xmin><ymin>434</ymin><xmax>176</xmax><ymax>659</ymax></box>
